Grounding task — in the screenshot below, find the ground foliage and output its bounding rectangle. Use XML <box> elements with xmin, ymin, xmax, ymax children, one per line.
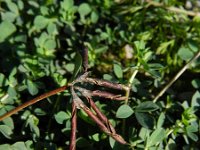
<box><xmin>0</xmin><ymin>0</ymin><xmax>200</xmax><ymax>149</ymax></box>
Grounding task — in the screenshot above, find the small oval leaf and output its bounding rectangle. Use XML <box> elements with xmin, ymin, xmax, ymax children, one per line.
<box><xmin>135</xmin><ymin>112</ymin><xmax>154</xmax><ymax>129</ymax></box>
<box><xmin>0</xmin><ymin>125</ymin><xmax>13</xmax><ymax>139</ymax></box>
<box><xmin>146</xmin><ymin>128</ymin><xmax>166</xmax><ymax>147</ymax></box>
<box><xmin>113</xmin><ymin>64</ymin><xmax>123</xmax><ymax>79</ymax></box>
<box><xmin>116</xmin><ymin>104</ymin><xmax>134</xmax><ymax>118</ymax></box>
<box><xmin>136</xmin><ymin>101</ymin><xmax>159</xmax><ymax>112</ymax></box>
<box><xmin>27</xmin><ymin>80</ymin><xmax>38</xmax><ymax>96</ymax></box>
<box><xmin>54</xmin><ymin>111</ymin><xmax>68</xmax><ymax>124</ymax></box>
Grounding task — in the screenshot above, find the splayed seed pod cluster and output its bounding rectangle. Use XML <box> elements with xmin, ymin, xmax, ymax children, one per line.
<box><xmin>0</xmin><ymin>48</ymin><xmax>129</xmax><ymax>150</ymax></box>
<box><xmin>69</xmin><ymin>72</ymin><xmax>128</xmax><ymax>149</ymax></box>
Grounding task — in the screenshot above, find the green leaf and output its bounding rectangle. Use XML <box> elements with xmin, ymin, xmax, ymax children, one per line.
<box><xmin>91</xmin><ymin>11</ymin><xmax>99</xmax><ymax>23</ymax></box>
<box><xmin>135</xmin><ymin>112</ymin><xmax>154</xmax><ymax>129</ymax></box>
<box><xmin>0</xmin><ymin>144</ymin><xmax>11</xmax><ymax>150</ymax></box>
<box><xmin>47</xmin><ymin>23</ymin><xmax>58</xmax><ymax>35</ymax></box>
<box><xmin>134</xmin><ymin>40</ymin><xmax>145</xmax><ymax>51</ymax></box>
<box><xmin>27</xmin><ymin>80</ymin><xmax>38</xmax><ymax>96</ymax></box>
<box><xmin>12</xmin><ymin>142</ymin><xmax>27</xmax><ymax>150</ymax></box>
<box><xmin>139</xmin><ymin>127</ymin><xmax>151</xmax><ymax>140</ymax></box>
<box><xmin>187</xmin><ymin>132</ymin><xmax>198</xmax><ymax>142</ymax></box>
<box><xmin>61</xmin><ymin>0</ymin><xmax>74</xmax><ymax>11</ymax></box>
<box><xmin>0</xmin><ymin>125</ymin><xmax>13</xmax><ymax>139</ymax></box>
<box><xmin>191</xmin><ymin>78</ymin><xmax>200</xmax><ymax>89</ymax></box>
<box><xmin>116</xmin><ymin>104</ymin><xmax>134</xmax><ymax>118</ymax></box>
<box><xmin>26</xmin><ymin>115</ymin><xmax>40</xmax><ymax>137</ymax></box>
<box><xmin>65</xmin><ymin>63</ymin><xmax>75</xmax><ymax>72</ymax></box>
<box><xmin>157</xmin><ymin>112</ymin><xmax>165</xmax><ymax>128</ymax></box>
<box><xmin>6</xmin><ymin>0</ymin><xmax>19</xmax><ymax>14</ymax></box>
<box><xmin>178</xmin><ymin>46</ymin><xmax>194</xmax><ymax>61</ymax></box>
<box><xmin>113</xmin><ymin>64</ymin><xmax>123</xmax><ymax>79</ymax></box>
<box><xmin>191</xmin><ymin>91</ymin><xmax>200</xmax><ymax>107</ymax></box>
<box><xmin>78</xmin><ymin>3</ymin><xmax>91</xmax><ymax>17</ymax></box>
<box><xmin>0</xmin><ymin>73</ymin><xmax>8</xmax><ymax>87</ymax></box>
<box><xmin>135</xmin><ymin>101</ymin><xmax>159</xmax><ymax>112</ymax></box>
<box><xmin>187</xmin><ymin>40</ymin><xmax>199</xmax><ymax>52</ymax></box>
<box><xmin>44</xmin><ymin>39</ymin><xmax>56</xmax><ymax>50</ymax></box>
<box><xmin>0</xmin><ymin>21</ymin><xmax>16</xmax><ymax>43</ymax></box>
<box><xmin>103</xmin><ymin>74</ymin><xmax>115</xmax><ymax>81</ymax></box>
<box><xmin>54</xmin><ymin>111</ymin><xmax>69</xmax><ymax>124</ymax></box>
<box><xmin>34</xmin><ymin>15</ymin><xmax>49</xmax><ymax>30</ymax></box>
<box><xmin>146</xmin><ymin>128</ymin><xmax>165</xmax><ymax>147</ymax></box>
<box><xmin>186</xmin><ymin>124</ymin><xmax>198</xmax><ymax>133</ymax></box>
<box><xmin>90</xmin><ymin>133</ymin><xmax>100</xmax><ymax>142</ymax></box>
<box><xmin>2</xmin><ymin>117</ymin><xmax>14</xmax><ymax>130</ymax></box>
<box><xmin>8</xmin><ymin>86</ymin><xmax>17</xmax><ymax>97</ymax></box>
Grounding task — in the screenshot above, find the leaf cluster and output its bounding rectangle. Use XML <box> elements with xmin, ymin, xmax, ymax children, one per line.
<box><xmin>0</xmin><ymin>0</ymin><xmax>200</xmax><ymax>149</ymax></box>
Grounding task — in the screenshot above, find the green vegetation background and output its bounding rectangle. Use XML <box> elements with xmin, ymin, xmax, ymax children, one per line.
<box><xmin>0</xmin><ymin>0</ymin><xmax>200</xmax><ymax>149</ymax></box>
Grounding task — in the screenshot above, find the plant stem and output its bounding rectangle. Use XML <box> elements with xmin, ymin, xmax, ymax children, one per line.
<box><xmin>146</xmin><ymin>0</ymin><xmax>200</xmax><ymax>17</ymax></box>
<box><xmin>122</xmin><ymin>65</ymin><xmax>139</xmax><ymax>136</ymax></box>
<box><xmin>69</xmin><ymin>101</ymin><xmax>77</xmax><ymax>150</ymax></box>
<box><xmin>0</xmin><ymin>86</ymin><xmax>68</xmax><ymax>121</ymax></box>
<box><xmin>125</xmin><ymin>67</ymin><xmax>139</xmax><ymax>104</ymax></box>
<box><xmin>153</xmin><ymin>50</ymin><xmax>200</xmax><ymax>102</ymax></box>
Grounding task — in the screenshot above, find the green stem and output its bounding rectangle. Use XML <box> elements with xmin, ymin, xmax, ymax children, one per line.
<box><xmin>146</xmin><ymin>0</ymin><xmax>200</xmax><ymax>17</ymax></box>
<box><xmin>122</xmin><ymin>64</ymin><xmax>139</xmax><ymax>136</ymax></box>
<box><xmin>153</xmin><ymin>50</ymin><xmax>200</xmax><ymax>102</ymax></box>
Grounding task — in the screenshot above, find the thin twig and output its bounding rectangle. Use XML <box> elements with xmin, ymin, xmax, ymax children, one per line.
<box><xmin>69</xmin><ymin>101</ymin><xmax>77</xmax><ymax>150</ymax></box>
<box><xmin>0</xmin><ymin>86</ymin><xmax>68</xmax><ymax>121</ymax></box>
<box><xmin>153</xmin><ymin>50</ymin><xmax>200</xmax><ymax>102</ymax></box>
<box><xmin>146</xmin><ymin>0</ymin><xmax>200</xmax><ymax>17</ymax></box>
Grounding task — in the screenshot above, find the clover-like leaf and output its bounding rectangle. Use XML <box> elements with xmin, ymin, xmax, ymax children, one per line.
<box><xmin>113</xmin><ymin>64</ymin><xmax>123</xmax><ymax>79</ymax></box>
<box><xmin>135</xmin><ymin>101</ymin><xmax>159</xmax><ymax>113</ymax></box>
<box><xmin>116</xmin><ymin>104</ymin><xmax>134</xmax><ymax>118</ymax></box>
<box><xmin>0</xmin><ymin>21</ymin><xmax>16</xmax><ymax>43</ymax></box>
<box><xmin>27</xmin><ymin>80</ymin><xmax>38</xmax><ymax>96</ymax></box>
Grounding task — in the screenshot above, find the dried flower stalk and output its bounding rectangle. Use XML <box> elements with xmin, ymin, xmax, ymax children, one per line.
<box><xmin>69</xmin><ymin>101</ymin><xmax>77</xmax><ymax>150</ymax></box>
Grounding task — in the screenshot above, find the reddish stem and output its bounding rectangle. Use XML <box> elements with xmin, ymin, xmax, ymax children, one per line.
<box><xmin>69</xmin><ymin>101</ymin><xmax>77</xmax><ymax>150</ymax></box>
<box><xmin>0</xmin><ymin>86</ymin><xmax>68</xmax><ymax>121</ymax></box>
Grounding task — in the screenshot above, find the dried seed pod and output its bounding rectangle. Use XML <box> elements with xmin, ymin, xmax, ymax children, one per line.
<box><xmin>110</xmin><ymin>133</ymin><xmax>127</xmax><ymax>145</ymax></box>
<box><xmin>74</xmin><ymin>86</ymin><xmax>126</xmax><ymax>101</ymax></box>
<box><xmin>71</xmin><ymin>87</ymin><xmax>84</xmax><ymax>109</ymax></box>
<box><xmin>85</xmin><ymin>78</ymin><xmax>129</xmax><ymax>91</ymax></box>
<box><xmin>80</xmin><ymin>101</ymin><xmax>127</xmax><ymax>145</ymax></box>
<box><xmin>86</xmin><ymin>97</ymin><xmax>117</xmax><ymax>134</ymax></box>
<box><xmin>79</xmin><ymin>103</ymin><xmax>110</xmax><ymax>134</ymax></box>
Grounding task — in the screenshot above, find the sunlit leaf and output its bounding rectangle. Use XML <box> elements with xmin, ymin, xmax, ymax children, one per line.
<box><xmin>0</xmin><ymin>21</ymin><xmax>16</xmax><ymax>43</ymax></box>
<box><xmin>27</xmin><ymin>80</ymin><xmax>38</xmax><ymax>96</ymax></box>
<box><xmin>146</xmin><ymin>128</ymin><xmax>165</xmax><ymax>147</ymax></box>
<box><xmin>78</xmin><ymin>3</ymin><xmax>91</xmax><ymax>17</ymax></box>
<box><xmin>0</xmin><ymin>125</ymin><xmax>13</xmax><ymax>139</ymax></box>
<box><xmin>54</xmin><ymin>111</ymin><xmax>69</xmax><ymax>124</ymax></box>
<box><xmin>34</xmin><ymin>15</ymin><xmax>49</xmax><ymax>30</ymax></box>
<box><xmin>116</xmin><ymin>104</ymin><xmax>134</xmax><ymax>118</ymax></box>
<box><xmin>178</xmin><ymin>46</ymin><xmax>194</xmax><ymax>61</ymax></box>
<box><xmin>113</xmin><ymin>64</ymin><xmax>123</xmax><ymax>79</ymax></box>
